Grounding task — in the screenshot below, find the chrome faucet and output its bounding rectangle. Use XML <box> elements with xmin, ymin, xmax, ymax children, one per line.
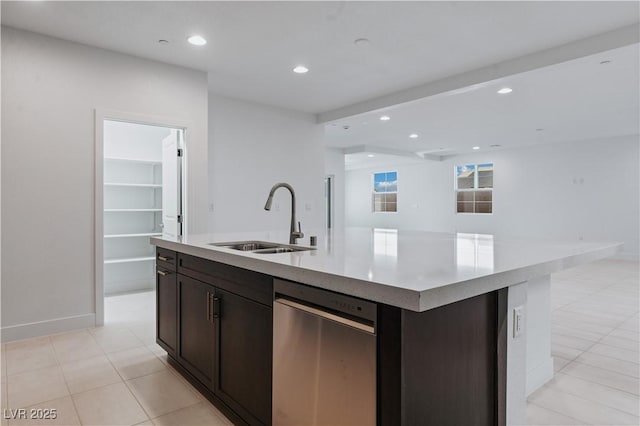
<box><xmin>264</xmin><ymin>183</ymin><xmax>304</xmax><ymax>244</ymax></box>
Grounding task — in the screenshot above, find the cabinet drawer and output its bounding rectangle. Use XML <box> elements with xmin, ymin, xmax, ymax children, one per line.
<box><xmin>156</xmin><ymin>247</ymin><xmax>177</xmax><ymax>271</ymax></box>
<box><xmin>178</xmin><ymin>253</ymin><xmax>273</xmax><ymax>306</ymax></box>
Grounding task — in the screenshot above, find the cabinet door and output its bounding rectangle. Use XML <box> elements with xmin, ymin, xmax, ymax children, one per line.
<box><xmin>215</xmin><ymin>288</ymin><xmax>272</xmax><ymax>425</ymax></box>
<box><xmin>177</xmin><ymin>274</ymin><xmax>216</xmax><ymax>389</ymax></box>
<box><xmin>156</xmin><ymin>267</ymin><xmax>177</xmax><ymax>357</ymax></box>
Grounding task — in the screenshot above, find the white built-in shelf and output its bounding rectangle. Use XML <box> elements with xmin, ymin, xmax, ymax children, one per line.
<box><xmin>104</xmin><ymin>183</ymin><xmax>162</xmax><ymax>188</ymax></box>
<box><xmin>104</xmin><ymin>157</ymin><xmax>162</xmax><ymax>165</ymax></box>
<box><xmin>104</xmin><ymin>232</ymin><xmax>162</xmax><ymax>239</ymax></box>
<box><xmin>104</xmin><ymin>256</ymin><xmax>155</xmax><ymax>265</ymax></box>
<box><xmin>104</xmin><ymin>208</ymin><xmax>162</xmax><ymax>212</ymax></box>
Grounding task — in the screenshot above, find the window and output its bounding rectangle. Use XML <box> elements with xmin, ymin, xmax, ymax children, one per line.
<box><xmin>373</xmin><ymin>171</ymin><xmax>397</xmax><ymax>212</ymax></box>
<box><xmin>455</xmin><ymin>163</ymin><xmax>493</xmax><ymax>214</ymax></box>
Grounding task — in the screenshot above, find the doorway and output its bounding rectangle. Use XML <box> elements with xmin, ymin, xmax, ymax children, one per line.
<box><xmin>95</xmin><ymin>112</ymin><xmax>186</xmax><ymax>326</ymax></box>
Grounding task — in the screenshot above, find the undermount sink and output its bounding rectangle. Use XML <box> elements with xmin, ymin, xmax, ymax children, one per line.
<box><xmin>209</xmin><ymin>241</ymin><xmax>315</xmax><ymax>254</ymax></box>
<box><xmin>210</xmin><ymin>241</ymin><xmax>279</xmax><ymax>251</ymax></box>
<box><xmin>252</xmin><ymin>247</ymin><xmax>299</xmax><ymax>254</ymax></box>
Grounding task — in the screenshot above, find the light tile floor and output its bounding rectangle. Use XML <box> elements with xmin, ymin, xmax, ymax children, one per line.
<box><xmin>0</xmin><ymin>259</ymin><xmax>637</xmax><ymax>425</ymax></box>
<box><xmin>526</xmin><ymin>259</ymin><xmax>639</xmax><ymax>425</ymax></box>
<box><xmin>1</xmin><ymin>291</ymin><xmax>232</xmax><ymax>425</ymax></box>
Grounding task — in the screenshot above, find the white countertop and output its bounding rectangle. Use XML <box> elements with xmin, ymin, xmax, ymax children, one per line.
<box><xmin>151</xmin><ymin>228</ymin><xmax>621</xmax><ymax>311</ymax></box>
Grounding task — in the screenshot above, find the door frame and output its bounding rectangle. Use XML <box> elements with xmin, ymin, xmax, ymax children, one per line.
<box><xmin>325</xmin><ymin>174</ymin><xmax>335</xmax><ymax>229</ymax></box>
<box><xmin>94</xmin><ymin>109</ymin><xmax>190</xmax><ymax>326</ymax></box>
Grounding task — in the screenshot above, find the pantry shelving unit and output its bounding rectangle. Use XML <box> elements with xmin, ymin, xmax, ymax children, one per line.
<box><xmin>103</xmin><ymin>154</ymin><xmax>163</xmax><ymax>295</ymax></box>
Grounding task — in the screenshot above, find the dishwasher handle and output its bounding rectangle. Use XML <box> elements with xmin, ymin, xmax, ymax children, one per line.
<box><xmin>275</xmin><ymin>297</ymin><xmax>375</xmax><ymax>335</ymax></box>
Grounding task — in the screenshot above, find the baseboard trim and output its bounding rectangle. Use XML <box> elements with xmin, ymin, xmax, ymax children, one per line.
<box><xmin>1</xmin><ymin>313</ymin><xmax>96</xmax><ymax>343</ymax></box>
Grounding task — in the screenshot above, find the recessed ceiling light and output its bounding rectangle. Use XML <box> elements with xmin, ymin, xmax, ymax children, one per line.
<box><xmin>354</xmin><ymin>38</ymin><xmax>370</xmax><ymax>47</ymax></box>
<box><xmin>497</xmin><ymin>87</ymin><xmax>513</xmax><ymax>94</ymax></box>
<box><xmin>472</xmin><ymin>146</ymin><xmax>480</xmax><ymax>150</ymax></box>
<box><xmin>599</xmin><ymin>60</ymin><xmax>612</xmax><ymax>65</ymax></box>
<box><xmin>187</xmin><ymin>35</ymin><xmax>207</xmax><ymax>46</ymax></box>
<box><xmin>293</xmin><ymin>65</ymin><xmax>309</xmax><ymax>74</ymax></box>
<box><xmin>409</xmin><ymin>133</ymin><xmax>419</xmax><ymax>139</ymax></box>
<box><xmin>379</xmin><ymin>115</ymin><xmax>390</xmax><ymax>121</ymax></box>
<box><xmin>367</xmin><ymin>154</ymin><xmax>375</xmax><ymax>158</ymax></box>
<box><xmin>158</xmin><ymin>39</ymin><xmax>169</xmax><ymax>44</ymax></box>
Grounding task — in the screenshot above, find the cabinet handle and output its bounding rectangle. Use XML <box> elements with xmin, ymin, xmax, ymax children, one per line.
<box><xmin>213</xmin><ymin>297</ymin><xmax>221</xmax><ymax>320</ymax></box>
<box><xmin>206</xmin><ymin>292</ymin><xmax>212</xmax><ymax>322</ymax></box>
<box><xmin>156</xmin><ymin>270</ymin><xmax>171</xmax><ymax>276</ymax></box>
<box><xmin>157</xmin><ymin>255</ymin><xmax>172</xmax><ymax>262</ymax></box>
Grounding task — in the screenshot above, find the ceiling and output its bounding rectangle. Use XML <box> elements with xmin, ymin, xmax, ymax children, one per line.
<box><xmin>328</xmin><ymin>43</ymin><xmax>640</xmax><ymax>162</ymax></box>
<box><xmin>2</xmin><ymin>1</ymin><xmax>638</xmax><ymax>164</ymax></box>
<box><xmin>2</xmin><ymin>1</ymin><xmax>639</xmax><ymax>114</ymax></box>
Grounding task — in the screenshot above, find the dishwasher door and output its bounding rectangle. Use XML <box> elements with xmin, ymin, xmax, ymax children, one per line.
<box><xmin>273</xmin><ymin>280</ymin><xmax>376</xmax><ymax>426</ymax></box>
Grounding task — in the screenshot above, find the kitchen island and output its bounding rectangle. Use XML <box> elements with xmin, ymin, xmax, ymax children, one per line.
<box><xmin>151</xmin><ymin>228</ymin><xmax>620</xmax><ymax>426</ymax></box>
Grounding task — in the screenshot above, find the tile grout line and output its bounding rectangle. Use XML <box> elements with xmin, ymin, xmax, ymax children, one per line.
<box><xmin>47</xmin><ymin>333</ymin><xmax>84</xmax><ymax>425</ymax></box>
<box><xmin>534</xmin><ymin>380</ymin><xmax>640</xmax><ymax>421</ymax></box>
<box><xmin>553</xmin><ymin>364</ymin><xmax>640</xmax><ymax>399</ymax></box>
<box><xmin>98</xmin><ymin>326</ymin><xmax>168</xmax><ymax>424</ymax></box>
<box><xmin>559</xmin><ymin>357</ymin><xmax>640</xmax><ymax>395</ymax></box>
<box><xmin>110</xmin><ymin>321</ymin><xmax>202</xmax><ymax>424</ymax></box>
<box><xmin>121</xmin><ymin>368</ymin><xmax>202</xmax><ymax>424</ymax></box>
<box><xmin>120</xmin><ymin>379</ymin><xmax>154</xmax><ymax>424</ymax></box>
<box><xmin>526</xmin><ymin>401</ymin><xmax>588</xmax><ymax>425</ymax></box>
<box><xmin>532</xmin><ymin>268</ymin><xmax>640</xmax><ymax>423</ymax></box>
<box><xmin>547</xmin><ymin>276</ymin><xmax>640</xmax><ymax>399</ymax></box>
<box><xmin>543</xmin><ymin>365</ymin><xmax>640</xmax><ymax>416</ymax></box>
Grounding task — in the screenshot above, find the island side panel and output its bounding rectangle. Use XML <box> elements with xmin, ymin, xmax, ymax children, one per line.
<box><xmin>400</xmin><ymin>290</ymin><xmax>506</xmax><ymax>426</ymax></box>
<box><xmin>506</xmin><ymin>282</ymin><xmax>528</xmax><ymax>426</ymax></box>
<box><xmin>525</xmin><ymin>275</ymin><xmax>553</xmax><ymax>395</ymax></box>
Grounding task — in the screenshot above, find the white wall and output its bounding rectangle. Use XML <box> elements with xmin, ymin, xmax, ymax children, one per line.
<box><xmin>324</xmin><ymin>148</ymin><xmax>346</xmax><ymax>231</ymax></box>
<box><xmin>208</xmin><ymin>94</ymin><xmax>325</xmax><ymax>238</ymax></box>
<box><xmin>1</xmin><ymin>27</ymin><xmax>209</xmax><ymax>340</ymax></box>
<box><xmin>345</xmin><ymin>135</ymin><xmax>640</xmax><ymax>258</ymax></box>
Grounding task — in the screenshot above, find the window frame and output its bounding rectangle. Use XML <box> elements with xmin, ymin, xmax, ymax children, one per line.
<box><xmin>372</xmin><ymin>170</ymin><xmax>398</xmax><ymax>214</ymax></box>
<box><xmin>455</xmin><ymin>163</ymin><xmax>493</xmax><ymax>215</ymax></box>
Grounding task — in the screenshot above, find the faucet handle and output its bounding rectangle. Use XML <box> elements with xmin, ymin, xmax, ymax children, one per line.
<box><xmin>293</xmin><ymin>221</ymin><xmax>304</xmax><ymax>240</ymax></box>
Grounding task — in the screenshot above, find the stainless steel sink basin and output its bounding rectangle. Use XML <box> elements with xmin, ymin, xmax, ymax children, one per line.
<box><xmin>252</xmin><ymin>247</ymin><xmax>298</xmax><ymax>254</ymax></box>
<box><xmin>209</xmin><ymin>241</ymin><xmax>315</xmax><ymax>254</ymax></box>
<box><xmin>210</xmin><ymin>241</ymin><xmax>279</xmax><ymax>251</ymax></box>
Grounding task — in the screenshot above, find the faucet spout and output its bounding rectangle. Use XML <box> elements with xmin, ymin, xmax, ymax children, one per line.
<box><xmin>264</xmin><ymin>182</ymin><xmax>304</xmax><ymax>244</ymax></box>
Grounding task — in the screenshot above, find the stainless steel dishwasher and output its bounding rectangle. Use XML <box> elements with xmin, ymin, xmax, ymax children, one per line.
<box><xmin>273</xmin><ymin>279</ymin><xmax>376</xmax><ymax>426</ymax></box>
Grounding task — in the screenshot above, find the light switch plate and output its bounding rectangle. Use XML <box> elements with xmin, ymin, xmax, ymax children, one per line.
<box><xmin>513</xmin><ymin>306</ymin><xmax>524</xmax><ymax>338</ymax></box>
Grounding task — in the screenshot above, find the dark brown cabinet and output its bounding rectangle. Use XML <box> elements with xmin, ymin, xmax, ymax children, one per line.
<box><xmin>215</xmin><ymin>288</ymin><xmax>272</xmax><ymax>425</ymax></box>
<box><xmin>177</xmin><ymin>274</ymin><xmax>217</xmax><ymax>390</ymax></box>
<box><xmin>156</xmin><ymin>249</ymin><xmax>273</xmax><ymax>425</ymax></box>
<box><xmin>157</xmin><ymin>248</ymin><xmax>507</xmax><ymax>426</ymax></box>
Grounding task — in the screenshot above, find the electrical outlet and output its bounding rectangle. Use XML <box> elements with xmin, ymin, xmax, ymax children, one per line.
<box><xmin>513</xmin><ymin>306</ymin><xmax>524</xmax><ymax>338</ymax></box>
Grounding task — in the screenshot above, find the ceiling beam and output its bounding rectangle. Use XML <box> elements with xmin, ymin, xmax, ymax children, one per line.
<box><xmin>342</xmin><ymin>144</ymin><xmax>446</xmax><ymax>161</ymax></box>
<box><xmin>317</xmin><ymin>23</ymin><xmax>640</xmax><ymax>123</ymax></box>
